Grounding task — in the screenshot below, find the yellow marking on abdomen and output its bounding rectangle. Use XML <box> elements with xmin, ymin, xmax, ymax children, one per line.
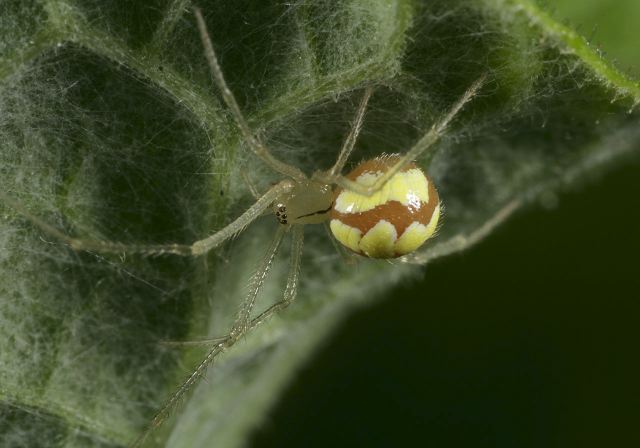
<box><xmin>329</xmin><ymin>219</ymin><xmax>363</xmax><ymax>254</ymax></box>
<box><xmin>359</xmin><ymin>220</ymin><xmax>397</xmax><ymax>258</ymax></box>
<box><xmin>334</xmin><ymin>169</ymin><xmax>429</xmax><ymax>214</ymax></box>
<box><xmin>394</xmin><ymin>203</ymin><xmax>441</xmax><ymax>255</ymax></box>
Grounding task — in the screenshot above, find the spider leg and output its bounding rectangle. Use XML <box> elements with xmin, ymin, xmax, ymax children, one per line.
<box><xmin>158</xmin><ymin>225</ymin><xmax>304</xmax><ymax>354</ymax></box>
<box><xmin>326</xmin><ymin>74</ymin><xmax>487</xmax><ymax>195</ymax></box>
<box><xmin>0</xmin><ymin>180</ymin><xmax>293</xmax><ymax>257</ymax></box>
<box><xmin>401</xmin><ymin>199</ymin><xmax>520</xmax><ymax>265</ymax></box>
<box><xmin>326</xmin><ymin>86</ymin><xmax>374</xmax><ymax>178</ymax></box>
<box><xmin>130</xmin><ymin>340</ymin><xmax>226</xmax><ymax>448</ymax></box>
<box><xmin>130</xmin><ymin>222</ymin><xmax>289</xmax><ymax>448</ymax></box>
<box><xmin>248</xmin><ymin>224</ymin><xmax>305</xmax><ymax>328</ymax></box>
<box><xmin>194</xmin><ymin>8</ymin><xmax>306</xmax><ymax>182</ymax></box>
<box><xmin>158</xmin><ymin>336</ymin><xmax>229</xmax><ymax>348</ymax></box>
<box><xmin>241</xmin><ymin>168</ymin><xmax>262</xmax><ymax>199</ymax></box>
<box><xmin>229</xmin><ymin>223</ymin><xmax>288</xmax><ymax>337</ymax></box>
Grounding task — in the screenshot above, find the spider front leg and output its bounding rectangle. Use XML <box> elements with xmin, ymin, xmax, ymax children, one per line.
<box><xmin>323</xmin><ymin>74</ymin><xmax>487</xmax><ymax>195</ymax></box>
<box><xmin>194</xmin><ymin>8</ymin><xmax>306</xmax><ymax>182</ymax></box>
<box><xmin>0</xmin><ymin>180</ymin><xmax>293</xmax><ymax>258</ymax></box>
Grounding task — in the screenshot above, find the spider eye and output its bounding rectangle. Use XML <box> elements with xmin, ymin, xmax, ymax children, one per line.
<box><xmin>329</xmin><ymin>157</ymin><xmax>440</xmax><ymax>259</ymax></box>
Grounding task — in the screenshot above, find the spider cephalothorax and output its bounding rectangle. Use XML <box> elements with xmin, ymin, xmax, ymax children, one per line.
<box><xmin>272</xmin><ymin>179</ymin><xmax>333</xmax><ymax>226</ymax></box>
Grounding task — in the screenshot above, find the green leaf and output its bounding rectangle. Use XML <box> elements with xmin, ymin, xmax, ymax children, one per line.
<box><xmin>0</xmin><ymin>1</ymin><xmax>638</xmax><ymax>447</ymax></box>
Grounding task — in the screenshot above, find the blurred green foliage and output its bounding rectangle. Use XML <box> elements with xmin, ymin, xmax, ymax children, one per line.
<box><xmin>555</xmin><ymin>0</ymin><xmax>640</xmax><ymax>70</ymax></box>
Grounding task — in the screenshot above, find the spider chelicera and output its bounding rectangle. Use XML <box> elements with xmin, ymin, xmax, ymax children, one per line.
<box><xmin>0</xmin><ymin>8</ymin><xmax>486</xmax><ymax>447</ymax></box>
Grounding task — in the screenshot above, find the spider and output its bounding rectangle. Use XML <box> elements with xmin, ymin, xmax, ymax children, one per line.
<box><xmin>0</xmin><ymin>8</ymin><xmax>486</xmax><ymax>447</ymax></box>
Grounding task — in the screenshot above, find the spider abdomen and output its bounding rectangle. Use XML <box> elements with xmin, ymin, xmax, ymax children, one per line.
<box><xmin>329</xmin><ymin>155</ymin><xmax>440</xmax><ymax>259</ymax></box>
